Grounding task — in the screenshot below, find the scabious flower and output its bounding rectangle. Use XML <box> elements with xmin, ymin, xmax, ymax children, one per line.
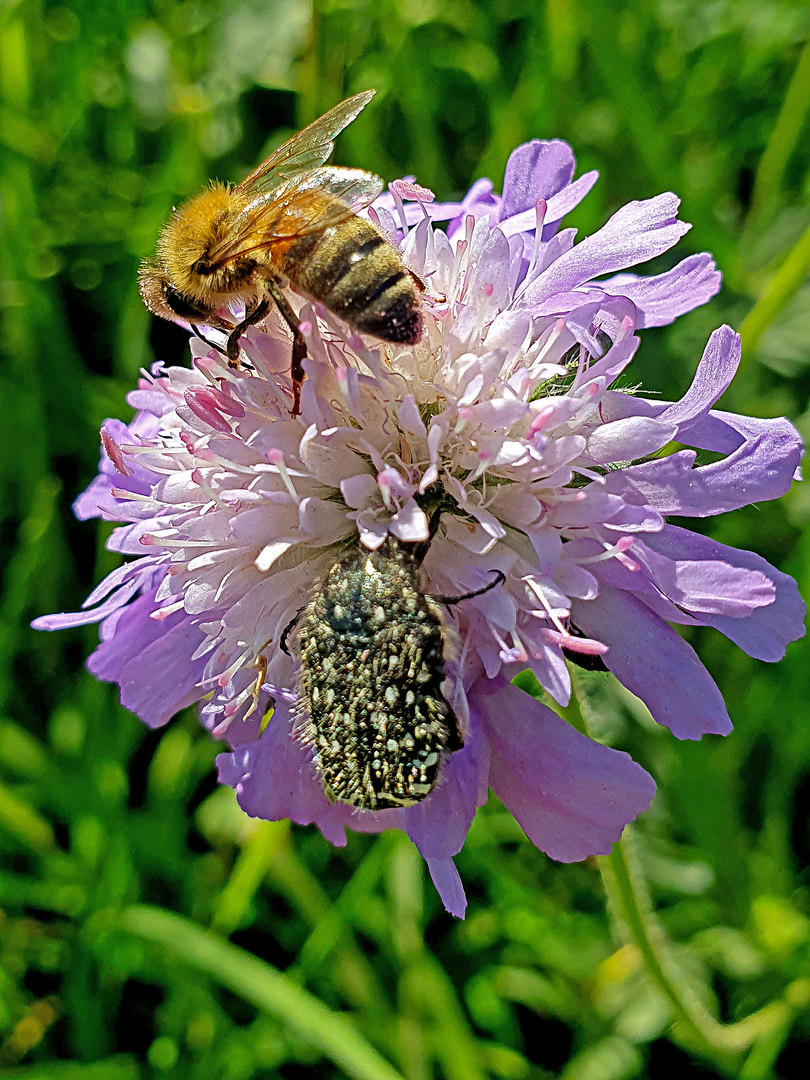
<box><xmin>36</xmin><ymin>139</ymin><xmax>804</xmax><ymax>916</ymax></box>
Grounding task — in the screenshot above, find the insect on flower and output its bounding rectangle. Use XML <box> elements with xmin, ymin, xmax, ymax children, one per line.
<box><xmin>286</xmin><ymin>523</ymin><xmax>504</xmax><ymax>810</ymax></box>
<box><xmin>138</xmin><ymin>90</ymin><xmax>423</xmax><ymax>414</ymax></box>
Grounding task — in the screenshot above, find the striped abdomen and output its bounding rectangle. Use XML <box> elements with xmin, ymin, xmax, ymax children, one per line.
<box><xmin>276</xmin><ymin>215</ymin><xmax>422</xmax><ymax>345</ymax></box>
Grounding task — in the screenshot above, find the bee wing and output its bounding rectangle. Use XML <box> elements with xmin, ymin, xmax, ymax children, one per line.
<box><xmin>260</xmin><ymin>166</ymin><xmax>385</xmax><ymax>232</ymax></box>
<box><xmin>234</xmin><ymin>90</ymin><xmax>375</xmax><ymax>199</ymax></box>
<box><xmin>208</xmin><ymin>167</ymin><xmax>385</xmax><ymax>264</ymax></box>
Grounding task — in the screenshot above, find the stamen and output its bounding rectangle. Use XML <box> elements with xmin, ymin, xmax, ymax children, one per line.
<box><xmin>149</xmin><ymin>599</ymin><xmax>186</xmax><ymax>621</ymax></box>
<box><xmin>526</xmin><ymin>403</ymin><xmax>556</xmax><ymax>439</ymax></box>
<box><xmin>388</xmin><ymin>183</ymin><xmax>410</xmax><ymax>234</ymax></box>
<box><xmin>211</xmin><ymin>715</ymin><xmax>234</xmax><ymax>737</ymax></box>
<box><xmin>524</xmin><ymin>577</ymin><xmax>569</xmax><ymax>634</ymax></box>
<box><xmin>216</xmin><ymin>652</ymin><xmax>250</xmax><ymax>688</ymax></box>
<box><xmin>466</xmin><ymin>449</ymin><xmax>492</xmax><ymax>484</ymax></box>
<box><xmin>109</xmin><ymin>488</ymin><xmax>156</xmax><ymax>503</ymax></box>
<box><xmin>527</xmin><ymin>197</ymin><xmax>547</xmax><ymax>274</ymax></box>
<box><xmin>378</xmin><ymin>472</ymin><xmax>393</xmax><ymax>511</ymax></box>
<box><xmin>391</xmin><ymin>178</ymin><xmax>435</xmax><ymax>204</ymax></box>
<box><xmin>101</xmin><ymin>430</ymin><xmax>134</xmax><ymax>477</ymax></box>
<box><xmin>191</xmin><ymin>468</ymin><xmax>227</xmax><ymax>507</ymax></box>
<box><xmin>220</xmin><ymin>681</ymin><xmax>256</xmax><ymax>719</ymax></box>
<box><xmin>184</xmin><ymin>386</ymin><xmax>237</xmax><ymax>433</ymax></box>
<box><xmin>265</xmin><ymin>448</ymin><xmax>299</xmax><ymax>501</ymax></box>
<box><xmin>531</xmin><ymin>318</ymin><xmax>567</xmax><ymax>367</ymax></box>
<box><xmin>542</xmin><ymin>627</ymin><xmax>608</xmax><ymax>655</ymax></box>
<box><xmin>576</xmin><ymin>535</ymin><xmax>639</xmax><ymax>569</ymax></box>
<box><xmin>616</xmin><ymin>314</ymin><xmax>635</xmax><ymax>341</ymax></box>
<box><xmin>500</xmin><ymin>629</ymin><xmax>528</xmax><ymax>664</ymax></box>
<box><xmin>139</xmin><ymin>536</ymin><xmax>216</xmax><ymax>549</ymax></box>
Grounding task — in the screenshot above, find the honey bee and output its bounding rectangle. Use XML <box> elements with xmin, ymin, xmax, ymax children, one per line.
<box><xmin>139</xmin><ymin>90</ymin><xmax>422</xmax><ymax>412</ymax></box>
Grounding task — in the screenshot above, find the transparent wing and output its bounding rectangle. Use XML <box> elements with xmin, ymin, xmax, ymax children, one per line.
<box><xmin>233</xmin><ymin>90</ymin><xmax>375</xmax><ymax>199</ymax></box>
<box><xmin>207</xmin><ymin>167</ymin><xmax>385</xmax><ymax>265</ymax></box>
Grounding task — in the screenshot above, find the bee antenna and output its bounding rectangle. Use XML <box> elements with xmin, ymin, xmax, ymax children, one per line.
<box><xmin>191</xmin><ymin>325</ymin><xmax>228</xmax><ymax>357</ymax></box>
<box><xmin>433</xmin><ymin>569</ymin><xmax>505</xmax><ymax>607</ymax></box>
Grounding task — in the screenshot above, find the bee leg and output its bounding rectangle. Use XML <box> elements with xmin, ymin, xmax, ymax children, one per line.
<box><xmin>264</xmin><ymin>278</ymin><xmax>308</xmax><ymax>416</ymax></box>
<box><xmin>224</xmin><ymin>298</ymin><xmax>271</xmax><ymax>364</ymax></box>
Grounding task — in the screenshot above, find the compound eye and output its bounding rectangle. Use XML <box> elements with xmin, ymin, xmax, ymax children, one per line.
<box><xmin>165</xmin><ymin>287</ymin><xmax>205</xmax><ymax>320</ymax></box>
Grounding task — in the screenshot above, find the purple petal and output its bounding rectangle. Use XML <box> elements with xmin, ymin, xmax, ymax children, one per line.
<box><xmin>217</xmin><ymin>704</ymin><xmax>406</xmax><ymax>846</ymax></box>
<box><xmin>599</xmin><ymin>253</ymin><xmax>721</xmax><ymax>328</ymax></box>
<box><xmin>73</xmin><ymin>475</ymin><xmax>120</xmax><ymax>521</ymax></box>
<box><xmin>587</xmin><ymin>416</ymin><xmax>677</xmax><ymax>464</ymax></box>
<box><xmin>499</xmin><ymin>140</ymin><xmax>575</xmax><ymax>221</ymax></box>
<box><xmin>593</xmin><ymin>535</ymin><xmax>774</xmax><ymax>618</ymax></box>
<box><xmin>87</xmin><ymin>589</ymin><xmax>208</xmax><ymax>728</ymax></box>
<box><xmin>636</xmin><ymin>529</ymin><xmax>773</xmax><ymax>614</ymax></box>
<box><xmin>216</xmin><ymin>702</ymin><xmax>349</xmax><ymax>846</ymax></box>
<box><xmin>477</xmin><ymin>676</ymin><xmax>656</xmax><ymax>861</ymax></box>
<box><xmin>523</xmin><ymin>193</ymin><xmax>691</xmax><ymax>305</ymax></box>
<box><xmin>543</xmin><ymin>171</ymin><xmax>600</xmax><ymax>234</ymax></box>
<box><xmin>645</xmin><ymin>527</ymin><xmax>806</xmax><ymax>662</ymax></box>
<box><xmin>527</xmin><ymin>643</ymin><xmax>571</xmax><ymax>706</ymax></box>
<box><xmin>569</xmin><ymin>533</ymin><xmax>802</xmax><ymax>664</ymax></box>
<box><xmin>602</xmin><ymin>391</ymin><xmax>803</xmax><ymax>469</ymax></box>
<box><xmin>684</xmin><ymin>411</ymin><xmax>804</xmax><ymax>465</ymax></box>
<box><xmin>571</xmin><ymin>584</ymin><xmax>732</xmax><ymax>739</ymax></box>
<box><xmin>31</xmin><ymin>559</ymin><xmax>164</xmax><ymax>631</ymax></box>
<box><xmin>500</xmin><ymin>173</ymin><xmax>601</xmax><ymax>239</ymax></box>
<box><xmin>604</xmin><ymin>423</ymin><xmax>802</xmax><ymax>517</ymax></box>
<box><xmin>658</xmin><ymin>326</ymin><xmax>739</xmax><ymax>433</ymax></box>
<box><xmin>73</xmin><ymin>417</ymin><xmax>164</xmax><ymax>520</ymax></box>
<box><xmin>405</xmin><ymin>712</ymin><xmax>490</xmax><ymax>859</ymax></box>
<box><xmin>425</xmin><ymin>857</ymin><xmax>467</xmax><ymax>918</ymax></box>
<box><xmin>82</xmin><ymin>559</ymin><xmax>154</xmax><ymax>609</ymax></box>
<box><xmin>32</xmin><ymin>578</ymin><xmax>143</xmax><ymax>631</ymax></box>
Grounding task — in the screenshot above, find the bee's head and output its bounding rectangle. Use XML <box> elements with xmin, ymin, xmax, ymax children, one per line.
<box><xmin>137</xmin><ymin>255</ymin><xmax>233</xmax><ymax>333</ymax></box>
<box><xmin>153</xmin><ymin>183</ymin><xmax>238</xmax><ymax>304</ymax></box>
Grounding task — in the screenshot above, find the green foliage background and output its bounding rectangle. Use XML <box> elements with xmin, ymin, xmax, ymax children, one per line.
<box><xmin>2</xmin><ymin>0</ymin><xmax>810</xmax><ymax>1076</ymax></box>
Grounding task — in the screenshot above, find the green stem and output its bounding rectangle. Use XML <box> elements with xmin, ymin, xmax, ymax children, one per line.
<box><xmin>739</xmin><ymin>220</ymin><xmax>810</xmax><ymax>359</ymax></box>
<box><xmin>747</xmin><ymin>37</ymin><xmax>810</xmax><ymax>228</ymax></box>
<box><xmin>604</xmin><ymin>825</ymin><xmax>803</xmax><ymax>1062</ymax></box>
<box><xmin>565</xmin><ymin>676</ymin><xmax>801</xmax><ymax>1066</ymax></box>
<box><xmin>210</xmin><ymin>820</ymin><xmax>289</xmax><ymax>935</ymax></box>
<box><xmin>120</xmin><ymin>905</ymin><xmax>407</xmax><ymax>1080</ymax></box>
<box><xmin>603</xmin><ymin>834</ymin><xmax>770</xmax><ymax>1058</ymax></box>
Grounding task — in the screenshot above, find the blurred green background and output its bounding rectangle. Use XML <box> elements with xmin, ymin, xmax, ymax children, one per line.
<box><xmin>2</xmin><ymin>0</ymin><xmax>810</xmax><ymax>1077</ymax></box>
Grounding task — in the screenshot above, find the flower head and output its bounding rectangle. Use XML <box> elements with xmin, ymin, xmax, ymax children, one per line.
<box><xmin>35</xmin><ymin>138</ymin><xmax>805</xmax><ymax>916</ymax></box>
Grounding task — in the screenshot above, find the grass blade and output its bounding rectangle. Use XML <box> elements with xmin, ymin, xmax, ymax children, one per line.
<box><xmin>120</xmin><ymin>904</ymin><xmax>406</xmax><ymax>1080</ymax></box>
